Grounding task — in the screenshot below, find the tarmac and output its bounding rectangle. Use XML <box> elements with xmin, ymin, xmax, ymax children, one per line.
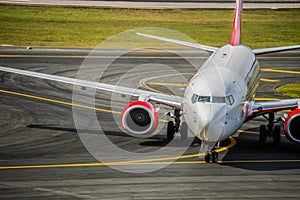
<box><xmin>0</xmin><ymin>47</ymin><xmax>299</xmax><ymax>199</ymax></box>
<box><xmin>1</xmin><ymin>0</ymin><xmax>300</xmax><ymax>198</ymax></box>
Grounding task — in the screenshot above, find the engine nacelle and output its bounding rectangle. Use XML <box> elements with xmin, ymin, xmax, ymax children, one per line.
<box><xmin>284</xmin><ymin>109</ymin><xmax>300</xmax><ymax>143</ymax></box>
<box><xmin>121</xmin><ymin>101</ymin><xmax>159</xmax><ymax>135</ymax></box>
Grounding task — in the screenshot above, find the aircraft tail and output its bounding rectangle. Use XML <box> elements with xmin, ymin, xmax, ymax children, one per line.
<box><xmin>230</xmin><ymin>0</ymin><xmax>243</xmax><ymax>46</ymax></box>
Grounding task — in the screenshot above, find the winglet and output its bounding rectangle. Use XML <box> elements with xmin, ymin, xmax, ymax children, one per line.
<box><xmin>230</xmin><ymin>0</ymin><xmax>243</xmax><ymax>46</ymax></box>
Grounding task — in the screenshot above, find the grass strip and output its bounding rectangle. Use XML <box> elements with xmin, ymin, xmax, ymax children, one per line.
<box><xmin>276</xmin><ymin>84</ymin><xmax>300</xmax><ymax>98</ymax></box>
<box><xmin>0</xmin><ymin>5</ymin><xmax>299</xmax><ymax>48</ymax></box>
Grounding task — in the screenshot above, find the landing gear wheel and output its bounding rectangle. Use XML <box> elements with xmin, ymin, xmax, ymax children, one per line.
<box><xmin>167</xmin><ymin>121</ymin><xmax>175</xmax><ymax>140</ymax></box>
<box><xmin>179</xmin><ymin>122</ymin><xmax>188</xmax><ymax>140</ymax></box>
<box><xmin>205</xmin><ymin>153</ymin><xmax>211</xmax><ymax>163</ymax></box>
<box><xmin>204</xmin><ymin>152</ymin><xmax>218</xmax><ymax>163</ymax></box>
<box><xmin>259</xmin><ymin>125</ymin><xmax>267</xmax><ymax>145</ymax></box>
<box><xmin>211</xmin><ymin>151</ymin><xmax>218</xmax><ymax>163</ymax></box>
<box><xmin>273</xmin><ymin>125</ymin><xmax>281</xmax><ymax>144</ymax></box>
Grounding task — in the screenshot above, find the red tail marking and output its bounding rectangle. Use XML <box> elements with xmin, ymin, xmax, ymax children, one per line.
<box><xmin>230</xmin><ymin>0</ymin><xmax>243</xmax><ymax>46</ymax></box>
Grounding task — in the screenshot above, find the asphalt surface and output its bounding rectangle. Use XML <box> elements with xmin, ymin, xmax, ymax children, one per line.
<box><xmin>1</xmin><ymin>0</ymin><xmax>300</xmax><ymax>9</ymax></box>
<box><xmin>0</xmin><ymin>47</ymin><xmax>300</xmax><ymax>199</ymax></box>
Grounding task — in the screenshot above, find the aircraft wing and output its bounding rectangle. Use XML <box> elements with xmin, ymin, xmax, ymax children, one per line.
<box><xmin>136</xmin><ymin>33</ymin><xmax>218</xmax><ymax>53</ymax></box>
<box><xmin>253</xmin><ymin>45</ymin><xmax>300</xmax><ymax>55</ymax></box>
<box><xmin>0</xmin><ymin>66</ymin><xmax>183</xmax><ymax>109</ymax></box>
<box><xmin>250</xmin><ymin>99</ymin><xmax>300</xmax><ymax>118</ymax></box>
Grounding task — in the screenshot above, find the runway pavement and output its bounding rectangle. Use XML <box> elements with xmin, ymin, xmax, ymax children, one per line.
<box><xmin>0</xmin><ymin>47</ymin><xmax>300</xmax><ymax>199</ymax></box>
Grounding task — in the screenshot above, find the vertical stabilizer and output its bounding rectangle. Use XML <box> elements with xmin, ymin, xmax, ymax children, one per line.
<box><xmin>230</xmin><ymin>0</ymin><xmax>243</xmax><ymax>46</ymax></box>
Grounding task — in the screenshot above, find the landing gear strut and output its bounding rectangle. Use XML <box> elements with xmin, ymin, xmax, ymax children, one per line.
<box><xmin>166</xmin><ymin>109</ymin><xmax>181</xmax><ymax>140</ymax></box>
<box><xmin>259</xmin><ymin>112</ymin><xmax>281</xmax><ymax>145</ymax></box>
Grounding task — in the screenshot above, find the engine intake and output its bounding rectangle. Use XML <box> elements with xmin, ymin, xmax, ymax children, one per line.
<box><xmin>121</xmin><ymin>101</ymin><xmax>158</xmax><ymax>135</ymax></box>
<box><xmin>284</xmin><ymin>109</ymin><xmax>300</xmax><ymax>143</ymax></box>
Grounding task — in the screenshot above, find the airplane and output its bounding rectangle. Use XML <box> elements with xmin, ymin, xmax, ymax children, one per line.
<box><xmin>0</xmin><ymin>0</ymin><xmax>299</xmax><ymax>163</ymax></box>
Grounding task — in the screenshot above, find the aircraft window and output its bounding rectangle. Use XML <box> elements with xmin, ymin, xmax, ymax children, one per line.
<box><xmin>191</xmin><ymin>94</ymin><xmax>211</xmax><ymax>104</ymax></box>
<box><xmin>226</xmin><ymin>95</ymin><xmax>235</xmax><ymax>105</ymax></box>
<box><xmin>191</xmin><ymin>94</ymin><xmax>198</xmax><ymax>104</ymax></box>
<box><xmin>198</xmin><ymin>96</ymin><xmax>211</xmax><ymax>103</ymax></box>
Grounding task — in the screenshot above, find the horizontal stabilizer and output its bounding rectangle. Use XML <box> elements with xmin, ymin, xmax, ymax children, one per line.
<box><xmin>253</xmin><ymin>45</ymin><xmax>300</xmax><ymax>55</ymax></box>
<box><xmin>136</xmin><ymin>32</ymin><xmax>218</xmax><ymax>53</ymax></box>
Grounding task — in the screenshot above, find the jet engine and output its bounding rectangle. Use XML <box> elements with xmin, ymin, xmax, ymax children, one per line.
<box><xmin>121</xmin><ymin>101</ymin><xmax>159</xmax><ymax>135</ymax></box>
<box><xmin>284</xmin><ymin>109</ymin><xmax>300</xmax><ymax>143</ymax></box>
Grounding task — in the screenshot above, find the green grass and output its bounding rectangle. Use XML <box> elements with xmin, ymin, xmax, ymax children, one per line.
<box><xmin>276</xmin><ymin>84</ymin><xmax>300</xmax><ymax>98</ymax></box>
<box><xmin>0</xmin><ymin>5</ymin><xmax>299</xmax><ymax>48</ymax></box>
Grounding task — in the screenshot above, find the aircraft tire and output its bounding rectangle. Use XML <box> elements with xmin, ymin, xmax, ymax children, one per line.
<box><xmin>273</xmin><ymin>125</ymin><xmax>281</xmax><ymax>145</ymax></box>
<box><xmin>211</xmin><ymin>151</ymin><xmax>218</xmax><ymax>163</ymax></box>
<box><xmin>259</xmin><ymin>125</ymin><xmax>267</xmax><ymax>145</ymax></box>
<box><xmin>167</xmin><ymin>121</ymin><xmax>175</xmax><ymax>140</ymax></box>
<box><xmin>205</xmin><ymin>153</ymin><xmax>211</xmax><ymax>163</ymax></box>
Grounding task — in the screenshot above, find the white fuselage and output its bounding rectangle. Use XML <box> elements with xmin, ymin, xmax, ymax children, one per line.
<box><xmin>183</xmin><ymin>45</ymin><xmax>260</xmax><ymax>142</ymax></box>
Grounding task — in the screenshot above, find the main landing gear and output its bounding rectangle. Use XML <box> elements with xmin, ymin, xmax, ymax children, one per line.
<box><xmin>166</xmin><ymin>109</ymin><xmax>187</xmax><ymax>140</ymax></box>
<box><xmin>259</xmin><ymin>112</ymin><xmax>281</xmax><ymax>145</ymax></box>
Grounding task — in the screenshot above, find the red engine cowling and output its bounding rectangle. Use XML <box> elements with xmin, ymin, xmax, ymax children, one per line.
<box><xmin>284</xmin><ymin>109</ymin><xmax>300</xmax><ymax>143</ymax></box>
<box><xmin>121</xmin><ymin>101</ymin><xmax>159</xmax><ymax>135</ymax></box>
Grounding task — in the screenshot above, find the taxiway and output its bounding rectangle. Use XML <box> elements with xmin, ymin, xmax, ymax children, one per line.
<box><xmin>0</xmin><ymin>47</ymin><xmax>300</xmax><ymax>199</ymax></box>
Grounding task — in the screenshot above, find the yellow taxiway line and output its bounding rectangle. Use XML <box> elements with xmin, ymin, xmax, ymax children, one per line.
<box><xmin>140</xmin><ymin>74</ymin><xmax>281</xmax><ymax>101</ymax></box>
<box><xmin>2</xmin><ymin>158</ymin><xmax>300</xmax><ymax>170</ymax></box>
<box><xmin>147</xmin><ymin>78</ymin><xmax>278</xmax><ymax>87</ymax></box>
<box><xmin>0</xmin><ymin>88</ymin><xmax>298</xmax><ymax>170</ymax></box>
<box><xmin>0</xmin><ymin>55</ymin><xmax>207</xmax><ymax>59</ymax></box>
<box><xmin>0</xmin><ymin>63</ymin><xmax>299</xmax><ymax>170</ymax></box>
<box><xmin>139</xmin><ymin>73</ymin><xmax>193</xmax><ymax>94</ymax></box>
<box><xmin>136</xmin><ymin>48</ymin><xmax>174</xmax><ymax>53</ymax></box>
<box><xmin>0</xmin><ymin>89</ymin><xmax>121</xmax><ymax>114</ymax></box>
<box><xmin>148</xmin><ymin>82</ymin><xmax>188</xmax><ymax>87</ymax></box>
<box><xmin>215</xmin><ymin>137</ymin><xmax>237</xmax><ymax>153</ymax></box>
<box><xmin>261</xmin><ymin>68</ymin><xmax>300</xmax><ymax>75</ymax></box>
<box><xmin>260</xmin><ymin>78</ymin><xmax>279</xmax><ymax>83</ymax></box>
<box><xmin>0</xmin><ymin>135</ymin><xmax>249</xmax><ymax>170</ymax></box>
<box><xmin>0</xmin><ymin>88</ymin><xmax>238</xmax><ymax>157</ymax></box>
<box><xmin>254</xmin><ymin>97</ymin><xmax>280</xmax><ymax>101</ymax></box>
<box><xmin>0</xmin><ymin>89</ymin><xmax>239</xmax><ymax>170</ymax></box>
<box><xmin>0</xmin><ymin>133</ymin><xmax>237</xmax><ymax>170</ymax></box>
